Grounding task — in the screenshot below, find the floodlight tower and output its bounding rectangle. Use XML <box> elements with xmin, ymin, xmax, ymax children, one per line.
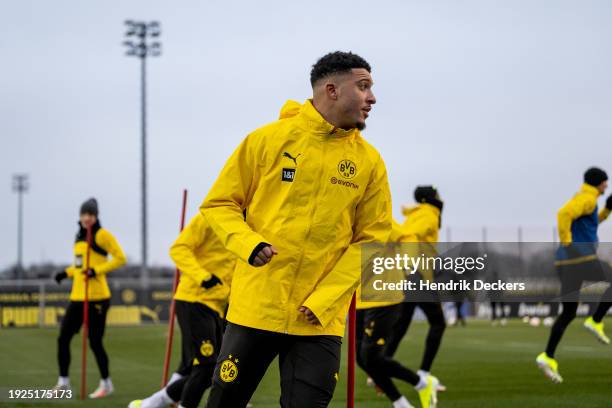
<box><xmin>123</xmin><ymin>20</ymin><xmax>161</xmax><ymax>288</ymax></box>
<box><xmin>12</xmin><ymin>174</ymin><xmax>29</xmax><ymax>278</ymax></box>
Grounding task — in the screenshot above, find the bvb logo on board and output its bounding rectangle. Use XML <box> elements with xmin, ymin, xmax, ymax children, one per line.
<box><xmin>121</xmin><ymin>289</ymin><xmax>136</xmax><ymax>304</ymax></box>
<box><xmin>337</xmin><ymin>159</ymin><xmax>357</xmax><ymax>179</ymax></box>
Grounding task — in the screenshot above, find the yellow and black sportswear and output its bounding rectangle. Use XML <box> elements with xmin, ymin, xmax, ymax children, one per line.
<box><xmin>64</xmin><ymin>220</ymin><xmax>126</xmax><ymax>301</ymax></box>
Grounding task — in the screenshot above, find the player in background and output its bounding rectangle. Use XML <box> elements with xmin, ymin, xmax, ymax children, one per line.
<box><xmin>52</xmin><ymin>198</ymin><xmax>126</xmax><ymax>398</ymax></box>
<box><xmin>536</xmin><ymin>167</ymin><xmax>612</xmax><ymax>383</ymax></box>
<box><xmin>490</xmin><ymin>303</ymin><xmax>508</xmax><ymax>326</ymax></box>
<box><xmin>356</xmin><ymin>291</ymin><xmax>440</xmax><ymax>407</ymax></box>
<box><xmin>129</xmin><ymin>213</ymin><xmax>235</xmax><ymax>408</ymax></box>
<box><xmin>383</xmin><ymin>186</ymin><xmax>447</xmax><ymax>392</ymax></box>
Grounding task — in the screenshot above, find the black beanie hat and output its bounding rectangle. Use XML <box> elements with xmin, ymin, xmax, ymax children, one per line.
<box><xmin>80</xmin><ymin>198</ymin><xmax>99</xmax><ymax>216</ymax></box>
<box><xmin>584</xmin><ymin>167</ymin><xmax>608</xmax><ymax>187</ymax></box>
<box><xmin>414</xmin><ymin>186</ymin><xmax>438</xmax><ymax>203</ymax></box>
<box><xmin>414</xmin><ymin>185</ymin><xmax>444</xmax><ymax>227</ymax></box>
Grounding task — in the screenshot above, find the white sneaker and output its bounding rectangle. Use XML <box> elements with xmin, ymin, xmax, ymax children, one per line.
<box><xmin>89</xmin><ymin>379</ymin><xmax>113</xmax><ymax>399</ymax></box>
<box><xmin>52</xmin><ymin>383</ymin><xmax>71</xmax><ymax>392</ymax></box>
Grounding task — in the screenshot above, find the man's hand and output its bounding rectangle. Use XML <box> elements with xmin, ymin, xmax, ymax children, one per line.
<box><xmin>252</xmin><ymin>245</ymin><xmax>278</xmax><ymax>267</ymax></box>
<box><xmin>82</xmin><ymin>268</ymin><xmax>96</xmax><ymax>278</ymax></box>
<box><xmin>201</xmin><ymin>274</ymin><xmax>222</xmax><ymax>289</ymax></box>
<box><xmin>606</xmin><ymin>194</ymin><xmax>612</xmax><ymax>210</ymax></box>
<box><xmin>299</xmin><ymin>306</ymin><xmax>321</xmax><ymax>325</ymax></box>
<box><xmin>54</xmin><ymin>271</ymin><xmax>67</xmax><ymax>284</ymax></box>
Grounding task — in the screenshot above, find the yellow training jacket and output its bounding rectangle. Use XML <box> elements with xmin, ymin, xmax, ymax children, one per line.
<box><xmin>558</xmin><ymin>183</ymin><xmax>610</xmax><ymax>245</ymax></box>
<box><xmin>396</xmin><ymin>203</ymin><xmax>441</xmax><ymax>282</ymax></box>
<box><xmin>357</xmin><ymin>204</ymin><xmax>442</xmax><ymax>310</ymax></box>
<box><xmin>398</xmin><ymin>203</ymin><xmax>441</xmax><ymax>243</ymax></box>
<box><xmin>200</xmin><ymin>99</ymin><xmax>392</xmax><ymax>336</ymax></box>
<box><xmin>170</xmin><ymin>213</ymin><xmax>236</xmax><ymax>318</ymax></box>
<box><xmin>65</xmin><ymin>223</ymin><xmax>126</xmax><ymax>301</ymax></box>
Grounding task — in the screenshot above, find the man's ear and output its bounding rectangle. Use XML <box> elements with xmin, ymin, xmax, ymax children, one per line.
<box><xmin>325</xmin><ymin>82</ymin><xmax>338</xmax><ymax>100</ymax></box>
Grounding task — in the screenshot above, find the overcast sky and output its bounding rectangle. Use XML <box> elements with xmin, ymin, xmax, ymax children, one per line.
<box><xmin>1</xmin><ymin>0</ymin><xmax>611</xmax><ymax>269</ymax></box>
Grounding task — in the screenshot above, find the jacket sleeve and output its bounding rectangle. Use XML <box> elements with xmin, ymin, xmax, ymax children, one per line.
<box><xmin>557</xmin><ymin>194</ymin><xmax>596</xmax><ymax>245</ymax></box>
<box><xmin>302</xmin><ymin>155</ymin><xmax>392</xmax><ymax>327</ymax></box>
<box><xmin>200</xmin><ymin>134</ymin><xmax>268</xmax><ymax>263</ymax></box>
<box><xmin>65</xmin><ymin>265</ymin><xmax>76</xmax><ymax>278</ymax></box>
<box><xmin>93</xmin><ymin>230</ymin><xmax>127</xmax><ymax>275</ymax></box>
<box><xmin>388</xmin><ymin>220</ymin><xmax>406</xmax><ymax>242</ymax></box>
<box><xmin>403</xmin><ymin>213</ymin><xmax>436</xmax><ymax>242</ymax></box>
<box><xmin>599</xmin><ymin>208</ymin><xmax>611</xmax><ymax>224</ymax></box>
<box><xmin>169</xmin><ymin>216</ymin><xmax>214</xmax><ymax>284</ymax></box>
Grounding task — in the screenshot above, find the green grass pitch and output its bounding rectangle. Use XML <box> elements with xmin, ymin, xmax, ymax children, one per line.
<box><xmin>0</xmin><ymin>319</ymin><xmax>610</xmax><ymax>407</ymax></box>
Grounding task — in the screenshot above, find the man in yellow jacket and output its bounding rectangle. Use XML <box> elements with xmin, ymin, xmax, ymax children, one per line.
<box><xmin>129</xmin><ymin>213</ymin><xmax>235</xmax><ymax>408</ymax></box>
<box><xmin>536</xmin><ymin>167</ymin><xmax>612</xmax><ymax>383</ymax></box>
<box><xmin>353</xmin><ymin>187</ymin><xmax>443</xmax><ymax>408</ymax></box>
<box><xmin>385</xmin><ymin>186</ymin><xmax>447</xmax><ymax>391</ymax></box>
<box><xmin>53</xmin><ymin>198</ymin><xmax>126</xmax><ymax>398</ymax></box>
<box><xmin>201</xmin><ymin>51</ymin><xmax>392</xmax><ymax>407</ymax></box>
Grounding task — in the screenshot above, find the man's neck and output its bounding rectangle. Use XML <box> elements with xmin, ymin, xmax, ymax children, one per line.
<box><xmin>312</xmin><ymin>99</ymin><xmax>341</xmax><ymax>129</ymax></box>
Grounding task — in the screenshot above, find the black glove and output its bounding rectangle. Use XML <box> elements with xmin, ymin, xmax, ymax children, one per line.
<box><xmin>83</xmin><ymin>268</ymin><xmax>96</xmax><ymax>278</ymax></box>
<box><xmin>201</xmin><ymin>274</ymin><xmax>222</xmax><ymax>289</ymax></box>
<box><xmin>606</xmin><ymin>194</ymin><xmax>612</xmax><ymax>210</ymax></box>
<box><xmin>54</xmin><ymin>271</ymin><xmax>68</xmax><ymax>284</ymax></box>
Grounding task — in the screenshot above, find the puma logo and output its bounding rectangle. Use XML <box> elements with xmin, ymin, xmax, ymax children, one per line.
<box><xmin>283</xmin><ymin>152</ymin><xmax>301</xmax><ymax>165</ymax></box>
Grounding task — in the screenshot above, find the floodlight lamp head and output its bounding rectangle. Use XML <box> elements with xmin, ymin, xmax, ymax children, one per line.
<box><xmin>149</xmin><ymin>42</ymin><xmax>162</xmax><ymax>57</ymax></box>
<box><xmin>124</xmin><ymin>20</ymin><xmax>136</xmax><ymax>36</ymax></box>
<box><xmin>136</xmin><ymin>22</ymin><xmax>147</xmax><ymax>38</ymax></box>
<box><xmin>148</xmin><ymin>21</ymin><xmax>161</xmax><ymax>37</ymax></box>
<box><xmin>123</xmin><ymin>41</ymin><xmax>137</xmax><ymax>56</ymax></box>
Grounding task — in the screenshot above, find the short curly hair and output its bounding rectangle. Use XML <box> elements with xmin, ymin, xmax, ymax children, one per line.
<box><xmin>310</xmin><ymin>51</ymin><xmax>371</xmax><ymax>86</ymax></box>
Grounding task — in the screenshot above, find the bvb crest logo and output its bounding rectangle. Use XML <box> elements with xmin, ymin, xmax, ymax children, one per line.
<box><xmin>219</xmin><ymin>355</ymin><xmax>239</xmax><ymax>383</ymax></box>
<box><xmin>337</xmin><ymin>159</ymin><xmax>357</xmax><ymax>179</ymax></box>
<box><xmin>121</xmin><ymin>289</ymin><xmax>136</xmax><ymax>304</ymax></box>
<box><xmin>200</xmin><ymin>340</ymin><xmax>214</xmax><ymax>357</ymax></box>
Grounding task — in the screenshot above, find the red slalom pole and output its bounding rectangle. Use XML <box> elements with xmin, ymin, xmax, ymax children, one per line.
<box><xmin>347</xmin><ymin>292</ymin><xmax>356</xmax><ymax>408</ymax></box>
<box><xmin>80</xmin><ymin>225</ymin><xmax>93</xmax><ymax>400</ymax></box>
<box><xmin>161</xmin><ymin>189</ymin><xmax>188</xmax><ymax>387</ymax></box>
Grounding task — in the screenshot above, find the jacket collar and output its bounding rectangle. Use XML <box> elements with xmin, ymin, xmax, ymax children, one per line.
<box><xmin>422</xmin><ymin>202</ymin><xmax>441</xmax><ymax>216</ymax></box>
<box><xmin>581</xmin><ymin>183</ymin><xmax>601</xmax><ymax>198</ymax></box>
<box><xmin>299</xmin><ymin>100</ymin><xmax>360</xmax><ymax>139</ymax></box>
<box><xmin>76</xmin><ymin>219</ymin><xmax>101</xmax><ymax>242</ymax></box>
<box><xmin>402</xmin><ymin>203</ymin><xmax>441</xmax><ymax>217</ymax></box>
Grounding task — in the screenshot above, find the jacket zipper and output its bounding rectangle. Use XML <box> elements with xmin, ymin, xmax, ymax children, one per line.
<box><xmin>285</xmin><ymin>136</ymin><xmax>328</xmax><ymax>334</ymax></box>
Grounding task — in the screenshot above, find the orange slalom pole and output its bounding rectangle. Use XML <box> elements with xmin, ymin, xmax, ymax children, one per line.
<box><xmin>80</xmin><ymin>225</ymin><xmax>93</xmax><ymax>400</ymax></box>
<box><xmin>161</xmin><ymin>189</ymin><xmax>188</xmax><ymax>387</ymax></box>
<box><xmin>347</xmin><ymin>292</ymin><xmax>356</xmax><ymax>408</ymax></box>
